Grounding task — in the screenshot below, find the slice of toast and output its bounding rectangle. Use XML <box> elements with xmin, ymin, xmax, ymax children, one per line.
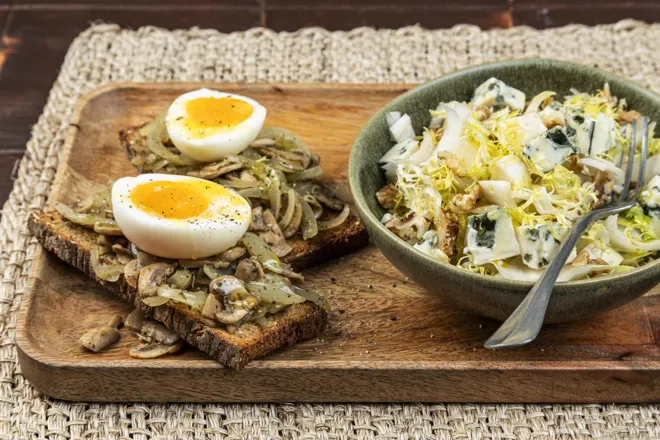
<box><xmin>28</xmin><ymin>210</ymin><xmax>365</xmax><ymax>369</ymax></box>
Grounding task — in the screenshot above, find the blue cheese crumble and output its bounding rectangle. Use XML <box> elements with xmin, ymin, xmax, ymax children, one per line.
<box><xmin>516</xmin><ymin>224</ymin><xmax>575</xmax><ymax>269</ymax></box>
<box><xmin>413</xmin><ymin>230</ymin><xmax>449</xmax><ymax>262</ymax></box>
<box><xmin>472</xmin><ymin>78</ymin><xmax>526</xmax><ymax>112</ymax></box>
<box><xmin>523</xmin><ymin>126</ymin><xmax>577</xmax><ymax>173</ymax></box>
<box><xmin>641</xmin><ymin>175</ymin><xmax>660</xmax><ymax>232</ymax></box>
<box><xmin>565</xmin><ymin>112</ymin><xmax>615</xmax><ymax>156</ymax></box>
<box><xmin>641</xmin><ymin>175</ymin><xmax>660</xmax><ymax>216</ymax></box>
<box><xmin>465</xmin><ymin>209</ymin><xmax>520</xmax><ymax>265</ymax></box>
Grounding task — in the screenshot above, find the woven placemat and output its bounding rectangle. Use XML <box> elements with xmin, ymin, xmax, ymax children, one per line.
<box><xmin>2</xmin><ymin>19</ymin><xmax>660</xmax><ymax>440</ymax></box>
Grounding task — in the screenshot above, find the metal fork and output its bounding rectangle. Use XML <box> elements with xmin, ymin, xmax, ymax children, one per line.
<box><xmin>484</xmin><ymin>117</ymin><xmax>649</xmax><ymax>349</ymax></box>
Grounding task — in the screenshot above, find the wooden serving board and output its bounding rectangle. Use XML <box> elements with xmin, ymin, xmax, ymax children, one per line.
<box><xmin>16</xmin><ymin>83</ymin><xmax>660</xmax><ymax>403</ymax></box>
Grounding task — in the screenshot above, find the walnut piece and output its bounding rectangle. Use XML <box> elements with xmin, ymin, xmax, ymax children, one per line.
<box><xmin>451</xmin><ymin>185</ymin><xmax>482</xmax><ymax>211</ymax></box>
<box><xmin>572</xmin><ymin>249</ymin><xmax>590</xmax><ymax>266</ymax></box>
<box><xmin>376</xmin><ymin>184</ymin><xmax>399</xmax><ymax>210</ymax></box>
<box><xmin>540</xmin><ymin>108</ymin><xmax>565</xmax><ymax>129</ymax></box>
<box><xmin>593</xmin><ymin>170</ymin><xmax>614</xmax><ymax>206</ymax></box>
<box><xmin>572</xmin><ymin>250</ymin><xmax>609</xmax><ymax>267</ymax></box>
<box><xmin>617</xmin><ymin>110</ymin><xmax>641</xmax><ymax>124</ymax></box>
<box><xmin>473</xmin><ymin>106</ymin><xmax>491</xmax><ymax>122</ymax></box>
<box><xmin>435</xmin><ymin>209</ymin><xmax>460</xmax><ymax>258</ymax></box>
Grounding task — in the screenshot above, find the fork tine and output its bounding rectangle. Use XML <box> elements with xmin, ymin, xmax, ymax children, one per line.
<box><xmin>620</xmin><ymin>118</ymin><xmax>638</xmax><ymax>201</ymax></box>
<box><xmin>636</xmin><ymin>117</ymin><xmax>649</xmax><ymax>193</ymax></box>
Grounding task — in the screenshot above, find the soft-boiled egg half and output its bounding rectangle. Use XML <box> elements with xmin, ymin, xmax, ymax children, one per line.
<box><xmin>112</xmin><ymin>174</ymin><xmax>251</xmax><ymax>259</ymax></box>
<box><xmin>166</xmin><ymin>88</ymin><xmax>266</xmax><ymax>162</ymax></box>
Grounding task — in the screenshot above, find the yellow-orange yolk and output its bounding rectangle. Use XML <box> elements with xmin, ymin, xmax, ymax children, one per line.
<box><xmin>129</xmin><ymin>180</ymin><xmax>244</xmax><ymax>220</ymax></box>
<box><xmin>183</xmin><ymin>97</ymin><xmax>253</xmax><ymax>139</ymax></box>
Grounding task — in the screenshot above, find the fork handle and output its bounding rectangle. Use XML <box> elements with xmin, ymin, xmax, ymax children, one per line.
<box><xmin>483</xmin><ymin>209</ymin><xmax>606</xmax><ymax>349</ymax></box>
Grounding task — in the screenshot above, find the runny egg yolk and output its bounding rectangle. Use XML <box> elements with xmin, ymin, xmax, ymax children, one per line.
<box><xmin>184</xmin><ymin>97</ymin><xmax>253</xmax><ymax>139</ymax></box>
<box><xmin>129</xmin><ymin>180</ymin><xmax>243</xmax><ymax>220</ymax></box>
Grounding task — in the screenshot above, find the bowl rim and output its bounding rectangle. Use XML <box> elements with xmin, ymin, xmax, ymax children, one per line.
<box><xmin>349</xmin><ymin>58</ymin><xmax>660</xmax><ymax>289</ymax></box>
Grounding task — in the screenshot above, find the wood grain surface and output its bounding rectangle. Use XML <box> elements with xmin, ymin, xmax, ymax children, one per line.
<box><xmin>16</xmin><ymin>83</ymin><xmax>660</xmax><ymax>403</ymax></box>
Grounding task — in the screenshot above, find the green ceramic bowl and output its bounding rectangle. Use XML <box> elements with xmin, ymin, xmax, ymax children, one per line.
<box><xmin>349</xmin><ymin>59</ymin><xmax>660</xmax><ymax>323</ymax></box>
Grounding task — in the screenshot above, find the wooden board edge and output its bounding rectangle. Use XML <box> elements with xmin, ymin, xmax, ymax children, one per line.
<box><xmin>14</xmin><ymin>350</ymin><xmax>660</xmax><ymax>403</ymax></box>
<box><xmin>47</xmin><ymin>101</ymin><xmax>86</xmax><ymax>208</ymax></box>
<box><xmin>81</xmin><ymin>81</ymin><xmax>414</xmax><ymax>94</ymax></box>
<box><xmin>15</xmin><ymin>246</ymin><xmax>45</xmax><ymax>365</ymax></box>
<box><xmin>17</xmin><ymin>254</ymin><xmax>660</xmax><ymax>403</ymax></box>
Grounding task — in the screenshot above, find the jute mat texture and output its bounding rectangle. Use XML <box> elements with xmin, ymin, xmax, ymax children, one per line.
<box><xmin>2</xmin><ymin>19</ymin><xmax>660</xmax><ymax>440</ymax></box>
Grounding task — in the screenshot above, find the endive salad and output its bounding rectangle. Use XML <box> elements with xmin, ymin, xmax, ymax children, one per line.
<box><xmin>377</xmin><ymin>78</ymin><xmax>660</xmax><ymax>281</ymax></box>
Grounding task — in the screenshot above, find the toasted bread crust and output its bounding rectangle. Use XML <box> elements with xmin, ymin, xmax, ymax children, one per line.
<box><xmin>28</xmin><ymin>211</ymin><xmax>328</xmax><ymax>369</ymax></box>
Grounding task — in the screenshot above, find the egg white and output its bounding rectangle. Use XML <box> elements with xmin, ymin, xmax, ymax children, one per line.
<box><xmin>112</xmin><ymin>174</ymin><xmax>252</xmax><ymax>259</ymax></box>
<box><xmin>166</xmin><ymin>88</ymin><xmax>266</xmax><ymax>162</ymax></box>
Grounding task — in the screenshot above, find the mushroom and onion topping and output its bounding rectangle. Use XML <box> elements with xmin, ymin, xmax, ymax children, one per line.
<box><xmin>79</xmin><ymin>310</ymin><xmax>186</xmax><ymax>359</ymax></box>
<box><xmin>209</xmin><ymin>276</ymin><xmax>259</xmax><ymax>325</ymax></box>
<box><xmin>234</xmin><ymin>257</ymin><xmax>265</xmax><ymax>283</ymax></box>
<box><xmin>126</xmin><ymin>119</ymin><xmax>350</xmax><ymax>246</ymax></box>
<box><xmin>79</xmin><ymin>314</ymin><xmax>123</xmax><ymax>352</ymax></box>
<box><xmin>138</xmin><ymin>263</ymin><xmax>175</xmax><ymax>298</ymax></box>
<box><xmin>69</xmin><ymin>221</ymin><xmax>321</xmax><ymax>331</ymax></box>
<box><xmin>253</xmin><ymin>208</ymin><xmax>292</xmax><ymax>257</ymax></box>
<box><xmin>125</xmin><ymin>309</ymin><xmax>184</xmax><ymax>359</ymax></box>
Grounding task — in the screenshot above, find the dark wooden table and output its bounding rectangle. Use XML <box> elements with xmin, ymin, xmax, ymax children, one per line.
<box><xmin>0</xmin><ymin>0</ymin><xmax>658</xmax><ymax>207</ymax></box>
